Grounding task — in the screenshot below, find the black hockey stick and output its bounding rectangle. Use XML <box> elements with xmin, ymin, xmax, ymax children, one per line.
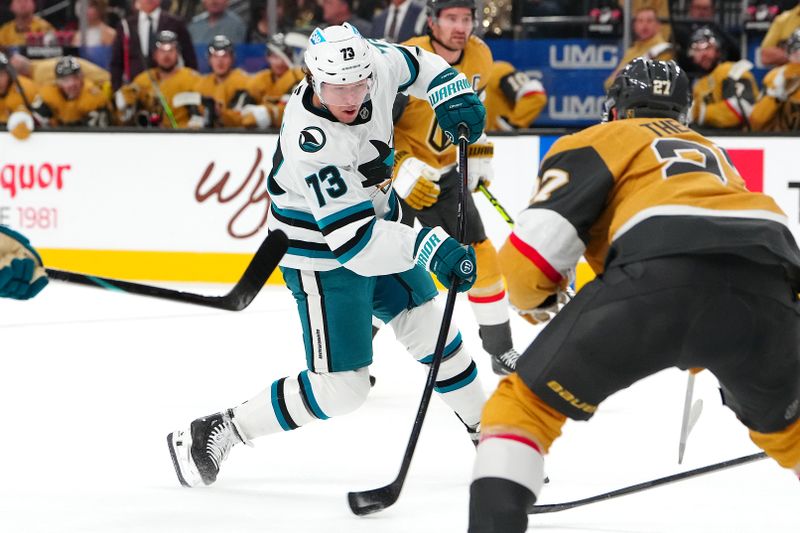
<box><xmin>347</xmin><ymin>124</ymin><xmax>471</xmax><ymax>516</ymax></box>
<box><xmin>477</xmin><ymin>183</ymin><xmax>514</xmax><ymax>227</ymax></box>
<box><xmin>46</xmin><ymin>230</ymin><xmax>288</xmax><ymax>311</ymax></box>
<box><xmin>529</xmin><ymin>451</ymin><xmax>767</xmax><ymax>514</ymax></box>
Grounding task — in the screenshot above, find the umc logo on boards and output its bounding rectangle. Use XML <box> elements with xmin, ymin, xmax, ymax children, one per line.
<box><xmin>550</xmin><ymin>44</ymin><xmax>619</xmax><ymax>69</ymax></box>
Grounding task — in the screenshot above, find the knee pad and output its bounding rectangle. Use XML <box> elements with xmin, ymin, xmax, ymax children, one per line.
<box><xmin>471</xmin><ymin>240</ymin><xmax>504</xmax><ymax>295</ymax></box>
<box><xmin>390</xmin><ymin>300</ymin><xmax>463</xmax><ymax>364</ymax></box>
<box><xmin>303</xmin><ymin>367</ymin><xmax>371</xmax><ymax>418</ymax></box>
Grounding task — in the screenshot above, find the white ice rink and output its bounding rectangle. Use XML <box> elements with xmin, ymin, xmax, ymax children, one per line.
<box><xmin>1</xmin><ymin>281</ymin><xmax>798</xmax><ymax>533</ymax></box>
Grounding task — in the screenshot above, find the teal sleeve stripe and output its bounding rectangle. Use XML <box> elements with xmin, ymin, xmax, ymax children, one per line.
<box><xmin>271</xmin><ymin>204</ymin><xmax>319</xmax><ymax>226</ymax></box>
<box><xmin>395</xmin><ymin>45</ymin><xmax>420</xmax><ymax>92</ymax></box>
<box><xmin>299</xmin><ymin>371</ymin><xmax>330</xmax><ymax>420</ymax></box>
<box><xmin>418</xmin><ymin>332</ymin><xmax>462</xmax><ymax>364</ymax></box>
<box><xmin>318</xmin><ymin>200</ymin><xmax>374</xmax><ymax>230</ymax></box>
<box><xmin>286</xmin><ymin>247</ymin><xmax>337</xmax><ymax>259</ymax></box>
<box><xmin>336</xmin><ymin>218</ymin><xmax>376</xmax><ymax>264</ymax></box>
<box><xmin>434</xmin><ymin>366</ymin><xmax>478</xmax><ymax>393</ymax></box>
<box><xmin>270</xmin><ymin>380</ymin><xmax>292</xmax><ymax>431</ymax></box>
<box><xmin>427</xmin><ymin>67</ymin><xmax>458</xmax><ymax>92</ymax></box>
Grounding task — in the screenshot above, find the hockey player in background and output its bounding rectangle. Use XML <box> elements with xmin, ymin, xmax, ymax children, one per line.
<box><xmin>468</xmin><ymin>59</ymin><xmax>800</xmax><ymax>532</ymax></box>
<box><xmin>168</xmin><ymin>23</ymin><xmax>488</xmax><ymax>488</ymax></box>
<box><xmin>751</xmin><ymin>28</ymin><xmax>800</xmax><ymax>132</ymax></box>
<box><xmin>484</xmin><ymin>61</ymin><xmax>546</xmax><ymax>131</ymax></box>
<box><xmin>32</xmin><ymin>56</ymin><xmax>112</xmax><ymax>127</ymax></box>
<box><xmin>195</xmin><ymin>35</ymin><xmax>254</xmax><ymax>128</ymax></box>
<box><xmin>0</xmin><ymin>226</ymin><xmax>47</xmax><ymax>299</ymax></box>
<box><xmin>0</xmin><ymin>51</ymin><xmax>37</xmax><ymax>139</ymax></box>
<box><xmin>115</xmin><ymin>31</ymin><xmax>204</xmax><ymax>128</ymax></box>
<box><xmin>393</xmin><ymin>0</ymin><xmax>521</xmax><ymax>376</ymax></box>
<box><xmin>687</xmin><ymin>27</ymin><xmax>759</xmax><ymax>130</ymax></box>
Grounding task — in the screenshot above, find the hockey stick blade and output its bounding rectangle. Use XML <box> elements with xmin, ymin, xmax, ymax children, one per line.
<box><xmin>348</xmin><ymin>483</ymin><xmax>401</xmax><ymax>516</ymax></box>
<box><xmin>46</xmin><ymin>230</ymin><xmax>288</xmax><ymax>311</ymax></box>
<box><xmin>529</xmin><ymin>451</ymin><xmax>767</xmax><ymax>514</ymax></box>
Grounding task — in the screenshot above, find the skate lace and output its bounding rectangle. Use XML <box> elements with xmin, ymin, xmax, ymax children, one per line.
<box><xmin>206</xmin><ymin>420</ymin><xmax>238</xmax><ymax>469</ymax></box>
<box><xmin>498</xmin><ymin>349</ymin><xmax>520</xmax><ymax>368</ymax></box>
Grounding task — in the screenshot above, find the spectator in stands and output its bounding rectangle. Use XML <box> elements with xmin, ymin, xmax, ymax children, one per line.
<box><xmin>31</xmin><ymin>55</ymin><xmax>112</xmax><ymax>126</ymax></box>
<box><xmin>688</xmin><ymin>0</ymin><xmax>714</xmax><ymax>19</ymax></box>
<box><xmin>688</xmin><ymin>27</ymin><xmax>759</xmax><ymax>129</ymax></box>
<box><xmin>0</xmin><ymin>50</ymin><xmax>37</xmax><ymax>139</ymax></box>
<box><xmin>71</xmin><ymin>0</ymin><xmax>117</xmax><ymax>47</ymax></box>
<box><xmin>189</xmin><ymin>0</ymin><xmax>246</xmax><ymax>45</ymax></box>
<box><xmin>623</xmin><ymin>0</ymin><xmax>670</xmax><ymax>39</ymax></box>
<box><xmin>195</xmin><ymin>35</ymin><xmax>256</xmax><ymax>127</ymax></box>
<box><xmin>321</xmin><ymin>0</ymin><xmax>372</xmax><ymax>36</ymax></box>
<box><xmin>604</xmin><ymin>6</ymin><xmax>674</xmax><ymax>90</ymax></box>
<box><xmin>109</xmin><ymin>0</ymin><xmax>197</xmax><ymax>90</ymax></box>
<box><xmin>0</xmin><ymin>0</ymin><xmax>55</xmax><ymax>46</ymax></box>
<box><xmin>484</xmin><ymin>61</ymin><xmax>546</xmax><ymax>131</ymax></box>
<box><xmin>752</xmin><ymin>28</ymin><xmax>800</xmax><ymax>130</ymax></box>
<box><xmin>115</xmin><ymin>30</ymin><xmax>204</xmax><ymax>128</ymax></box>
<box><xmin>760</xmin><ymin>1</ymin><xmax>800</xmax><ymax>66</ymax></box>
<box><xmin>368</xmin><ymin>0</ymin><xmax>426</xmax><ymax>42</ymax></box>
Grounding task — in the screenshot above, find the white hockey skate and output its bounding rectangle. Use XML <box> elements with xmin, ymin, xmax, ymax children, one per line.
<box><xmin>167</xmin><ymin>409</ymin><xmax>248</xmax><ymax>487</ymax></box>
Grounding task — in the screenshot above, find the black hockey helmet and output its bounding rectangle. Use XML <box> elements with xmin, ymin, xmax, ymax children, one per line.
<box><xmin>427</xmin><ymin>0</ymin><xmax>475</xmax><ymax>16</ymax></box>
<box><xmin>603</xmin><ymin>58</ymin><xmax>691</xmax><ymax>124</ymax></box>
<box><xmin>208</xmin><ymin>34</ymin><xmax>234</xmax><ymax>56</ymax></box>
<box><xmin>55</xmin><ymin>55</ymin><xmax>81</xmax><ymax>78</ymax></box>
<box><xmin>786</xmin><ymin>28</ymin><xmax>800</xmax><ymax>55</ymax></box>
<box><xmin>689</xmin><ymin>26</ymin><xmax>720</xmax><ymax>51</ymax></box>
<box><xmin>154</xmin><ymin>30</ymin><xmax>179</xmax><ymax>50</ymax></box>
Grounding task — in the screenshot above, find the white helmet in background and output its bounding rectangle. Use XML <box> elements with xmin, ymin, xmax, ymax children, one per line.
<box><xmin>304</xmin><ymin>23</ymin><xmax>374</xmax><ymax>107</ymax></box>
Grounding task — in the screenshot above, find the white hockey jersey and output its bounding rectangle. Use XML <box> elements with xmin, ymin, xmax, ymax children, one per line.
<box><xmin>267</xmin><ymin>40</ymin><xmax>451</xmax><ymax>276</ymax></box>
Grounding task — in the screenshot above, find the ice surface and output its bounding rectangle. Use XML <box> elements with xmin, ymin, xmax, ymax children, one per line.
<box><xmin>1</xmin><ymin>282</ymin><xmax>797</xmax><ymax>532</ymax></box>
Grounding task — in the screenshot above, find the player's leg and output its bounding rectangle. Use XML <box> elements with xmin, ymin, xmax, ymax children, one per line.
<box><xmin>469</xmin><ymin>256</ymin><xmax>706</xmax><ymax>532</ymax></box>
<box><xmin>167</xmin><ymin>267</ymin><xmax>374</xmax><ymax>487</ymax></box>
<box><xmin>414</xmin><ymin>167</ymin><xmax>518</xmax><ymax>375</ymax></box>
<box><xmin>690</xmin><ymin>258</ymin><xmax>800</xmax><ymax>479</ymax></box>
<box><xmin>373</xmin><ymin>265</ymin><xmax>487</xmax><ymax>443</ymax></box>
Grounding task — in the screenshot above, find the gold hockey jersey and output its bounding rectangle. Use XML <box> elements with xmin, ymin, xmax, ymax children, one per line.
<box><xmin>196</xmin><ymin>68</ymin><xmax>252</xmax><ymax>127</ymax></box>
<box><xmin>0</xmin><ymin>75</ymin><xmax>37</xmax><ymax>125</ymax></box>
<box><xmin>0</xmin><ymin>16</ymin><xmax>54</xmax><ymax>46</ymax></box>
<box><xmin>484</xmin><ymin>60</ymin><xmax>546</xmax><ymax>130</ymax></box>
<box><xmin>499</xmin><ymin>117</ymin><xmax>800</xmax><ymax>312</ymax></box>
<box><xmin>750</xmin><ymin>63</ymin><xmax>800</xmax><ymax>132</ymax></box>
<box><xmin>690</xmin><ymin>61</ymin><xmax>759</xmax><ymax>129</ymax></box>
<box><xmin>33</xmin><ymin>79</ymin><xmax>111</xmax><ymax>126</ymax></box>
<box><xmin>246</xmin><ymin>66</ymin><xmax>304</xmax><ymax>126</ymax></box>
<box><xmin>394</xmin><ymin>34</ymin><xmax>493</xmax><ymax>169</ymax></box>
<box><xmin>120</xmin><ymin>67</ymin><xmax>203</xmax><ymax>128</ymax></box>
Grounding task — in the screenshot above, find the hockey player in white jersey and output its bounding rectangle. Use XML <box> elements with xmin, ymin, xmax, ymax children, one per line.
<box><xmin>0</xmin><ymin>226</ymin><xmax>48</xmax><ymax>300</ymax></box>
<box><xmin>167</xmin><ymin>23</ymin><xmax>489</xmax><ymax>488</ymax></box>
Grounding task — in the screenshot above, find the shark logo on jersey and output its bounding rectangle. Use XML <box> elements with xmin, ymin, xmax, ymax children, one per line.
<box><xmin>299</xmin><ymin>126</ymin><xmax>326</xmax><ymax>153</ymax></box>
<box><xmin>358</xmin><ymin>140</ymin><xmax>394</xmax><ymax>186</ymax></box>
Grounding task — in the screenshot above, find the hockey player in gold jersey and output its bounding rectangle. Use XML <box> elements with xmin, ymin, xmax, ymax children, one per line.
<box><xmin>484</xmin><ymin>61</ymin><xmax>546</xmax><ymax>131</ymax></box>
<box><xmin>688</xmin><ymin>27</ymin><xmax>759</xmax><ymax>129</ymax></box>
<box><xmin>751</xmin><ymin>28</ymin><xmax>800</xmax><ymax>132</ymax></box>
<box><xmin>245</xmin><ymin>33</ymin><xmax>306</xmax><ymax>129</ymax></box>
<box><xmin>469</xmin><ymin>59</ymin><xmax>800</xmax><ymax>532</ymax></box>
<box><xmin>115</xmin><ymin>31</ymin><xmax>204</xmax><ymax>128</ymax></box>
<box><xmin>394</xmin><ymin>0</ymin><xmax>521</xmax><ymax>375</ymax></box>
<box><xmin>195</xmin><ymin>35</ymin><xmax>254</xmax><ymax>128</ymax></box>
<box><xmin>32</xmin><ymin>56</ymin><xmax>111</xmax><ymax>127</ymax></box>
<box><xmin>0</xmin><ymin>51</ymin><xmax>37</xmax><ymax>139</ymax></box>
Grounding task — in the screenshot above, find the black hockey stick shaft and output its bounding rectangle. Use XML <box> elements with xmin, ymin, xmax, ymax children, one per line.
<box><xmin>347</xmin><ymin>125</ymin><xmax>471</xmax><ymax>516</ymax></box>
<box><xmin>529</xmin><ymin>451</ymin><xmax>768</xmax><ymax>514</ymax></box>
<box><xmin>478</xmin><ymin>183</ymin><xmax>514</xmax><ymax>227</ymax></box>
<box><xmin>46</xmin><ymin>230</ymin><xmax>288</xmax><ymax>311</ymax></box>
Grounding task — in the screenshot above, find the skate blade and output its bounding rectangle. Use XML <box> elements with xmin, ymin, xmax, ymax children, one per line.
<box><xmin>167</xmin><ymin>430</ymin><xmax>202</xmax><ymax>488</ymax></box>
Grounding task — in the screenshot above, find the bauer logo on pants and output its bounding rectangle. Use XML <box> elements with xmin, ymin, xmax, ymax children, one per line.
<box><xmin>299</xmin><ymin>127</ymin><xmax>326</xmax><ymax>153</ymax></box>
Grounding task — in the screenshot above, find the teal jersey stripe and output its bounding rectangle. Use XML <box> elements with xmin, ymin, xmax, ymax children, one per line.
<box><xmin>336</xmin><ymin>218</ymin><xmax>376</xmax><ymax>264</ymax></box>
<box><xmin>270</xmin><ymin>380</ymin><xmax>292</xmax><ymax>431</ymax></box>
<box><xmin>299</xmin><ymin>371</ymin><xmax>330</xmax><ymax>420</ymax></box>
<box><xmin>286</xmin><ymin>247</ymin><xmax>336</xmax><ymax>259</ymax></box>
<box><xmin>318</xmin><ymin>200</ymin><xmax>374</xmax><ymax>230</ymax></box>
<box><xmin>396</xmin><ymin>45</ymin><xmax>420</xmax><ymax>92</ymax></box>
<box><xmin>271</xmin><ymin>204</ymin><xmax>319</xmax><ymax>226</ymax></box>
<box><xmin>418</xmin><ymin>332</ymin><xmax>462</xmax><ymax>364</ymax></box>
<box><xmin>434</xmin><ymin>365</ymin><xmax>478</xmax><ymax>393</ymax></box>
